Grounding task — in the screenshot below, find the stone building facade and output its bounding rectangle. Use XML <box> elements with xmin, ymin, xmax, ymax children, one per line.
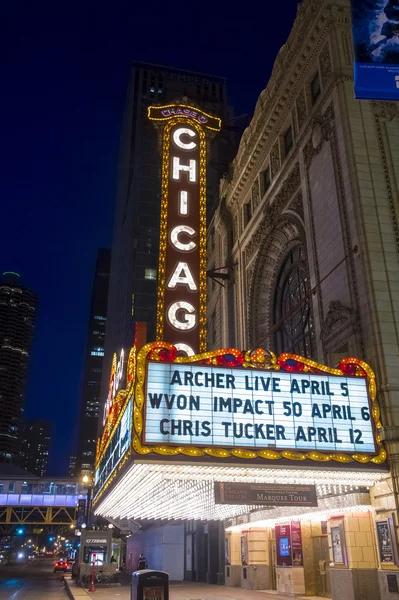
<box><xmin>207</xmin><ymin>0</ymin><xmax>399</xmax><ymax>597</ymax></box>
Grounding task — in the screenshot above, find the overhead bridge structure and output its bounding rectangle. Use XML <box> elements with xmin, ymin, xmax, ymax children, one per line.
<box><xmin>0</xmin><ymin>475</ymin><xmax>87</xmax><ymax>535</ymax></box>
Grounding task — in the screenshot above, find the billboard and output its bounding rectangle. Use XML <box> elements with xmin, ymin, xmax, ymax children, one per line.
<box><xmin>148</xmin><ymin>104</ymin><xmax>222</xmax><ymax>357</ymax></box>
<box><xmin>132</xmin><ymin>342</ymin><xmax>386</xmax><ymax>465</ymax></box>
<box><xmin>351</xmin><ymin>0</ymin><xmax>399</xmax><ymax>100</ymax></box>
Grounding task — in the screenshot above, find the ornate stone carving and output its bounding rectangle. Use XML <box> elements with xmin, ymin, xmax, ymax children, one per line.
<box><xmin>319</xmin><ymin>43</ymin><xmax>332</xmax><ymax>87</ymax></box>
<box><xmin>222</xmin><ymin>235</ymin><xmax>228</xmax><ymax>264</ymax></box>
<box><xmin>373</xmin><ymin>112</ymin><xmax>399</xmax><ymax>257</ymax></box>
<box><xmin>296</xmin><ymin>88</ymin><xmax>307</xmax><ymax>130</ymax></box>
<box><xmin>320</xmin><ymin>301</ymin><xmax>354</xmax><ymax>344</ymax></box>
<box><xmin>225</xmin><ymin>2</ymin><xmax>335</xmax><ymax>198</ymax></box>
<box><xmin>287</xmin><ymin>192</ymin><xmax>304</xmax><ymax>222</ymax></box>
<box><xmin>372</xmin><ymin>101</ymin><xmax>398</xmax><ymax>122</ymax></box>
<box><xmin>304</xmin><ymin>103</ymin><xmax>334</xmax><ymax>166</ymax></box>
<box><xmin>292</xmin><ymin>108</ymin><xmax>298</xmax><ymax>138</ymax></box>
<box><xmin>244</xmin><ymin>164</ymin><xmax>301</xmax><ymax>263</ymax></box>
<box><xmin>246</xmin><ymin>259</ymin><xmax>257</xmax><ymax>303</ymax></box>
<box><xmin>233</xmin><ymin>213</ymin><xmax>239</xmax><ymax>240</ymax></box>
<box><xmin>270</xmin><ymin>142</ymin><xmax>280</xmax><ymax>179</ymax></box>
<box><xmin>248</xmin><ymin>218</ymin><xmax>305</xmax><ymax>348</ymax></box>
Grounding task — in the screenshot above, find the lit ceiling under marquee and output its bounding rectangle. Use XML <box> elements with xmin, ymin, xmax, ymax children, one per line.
<box><xmin>94</xmin><ymin>463</ymin><xmax>385</xmax><ymax>522</ymax></box>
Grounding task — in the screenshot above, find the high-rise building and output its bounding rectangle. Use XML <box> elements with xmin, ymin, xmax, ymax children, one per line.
<box><xmin>68</xmin><ymin>455</ymin><xmax>76</xmax><ymax>477</ymax></box>
<box><xmin>20</xmin><ymin>419</ymin><xmax>51</xmax><ymax>476</ymax></box>
<box><xmin>0</xmin><ymin>272</ymin><xmax>37</xmax><ymax>463</ymax></box>
<box><xmin>101</xmin><ymin>62</ymin><xmax>235</xmax><ymax>406</ymax></box>
<box><xmin>76</xmin><ymin>249</ymin><xmax>111</xmax><ymax>478</ymax></box>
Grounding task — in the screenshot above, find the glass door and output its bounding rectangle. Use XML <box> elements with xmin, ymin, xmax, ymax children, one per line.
<box><xmin>312</xmin><ymin>536</ymin><xmax>331</xmax><ymax>597</ymax></box>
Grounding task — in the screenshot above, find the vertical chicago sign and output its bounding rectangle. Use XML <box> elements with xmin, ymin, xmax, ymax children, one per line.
<box><xmin>148</xmin><ymin>103</ymin><xmax>222</xmax><ymax>356</ymax></box>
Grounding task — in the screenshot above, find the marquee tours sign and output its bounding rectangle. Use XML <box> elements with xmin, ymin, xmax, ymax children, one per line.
<box><xmin>214</xmin><ymin>482</ymin><xmax>318</xmax><ymax>507</ymax></box>
<box><xmin>132</xmin><ymin>343</ymin><xmax>386</xmax><ymax>465</ymax></box>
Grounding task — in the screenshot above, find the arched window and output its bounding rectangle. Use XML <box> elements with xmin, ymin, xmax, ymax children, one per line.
<box><xmin>273</xmin><ymin>244</ymin><xmax>314</xmax><ymax>356</ymax></box>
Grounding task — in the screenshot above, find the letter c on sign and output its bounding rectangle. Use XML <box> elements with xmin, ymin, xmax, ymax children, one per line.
<box><xmin>167</xmin><ymin>301</ymin><xmax>196</xmax><ymax>331</ymax></box>
<box><xmin>170</xmin><ymin>225</ymin><xmax>197</xmax><ymax>251</ymax></box>
<box><xmin>173</xmin><ymin>128</ymin><xmax>197</xmax><ymax>150</ymax></box>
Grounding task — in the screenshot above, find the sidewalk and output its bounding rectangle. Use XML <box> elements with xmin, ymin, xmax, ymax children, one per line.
<box><xmin>64</xmin><ymin>576</ymin><xmax>326</xmax><ymax>600</ymax></box>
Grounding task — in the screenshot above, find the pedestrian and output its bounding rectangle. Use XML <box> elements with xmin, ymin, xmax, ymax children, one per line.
<box><xmin>137</xmin><ymin>553</ymin><xmax>147</xmax><ymax>570</ymax></box>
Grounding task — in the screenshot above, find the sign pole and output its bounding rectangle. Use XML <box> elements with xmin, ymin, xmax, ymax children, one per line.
<box><xmin>89</xmin><ymin>554</ymin><xmax>96</xmax><ymax>592</ymax></box>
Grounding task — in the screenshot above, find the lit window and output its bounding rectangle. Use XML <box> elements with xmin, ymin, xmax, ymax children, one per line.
<box><xmin>145</xmin><ymin>268</ymin><xmax>157</xmax><ymax>280</ymax></box>
<box><xmin>150</xmin><ymin>87</ymin><xmax>155</xmax><ymax>93</ymax></box>
<box><xmin>94</xmin><ymin>315</ymin><xmax>106</xmax><ymax>321</ymax></box>
<box><xmin>91</xmin><ymin>351</ymin><xmax>104</xmax><ymax>356</ymax></box>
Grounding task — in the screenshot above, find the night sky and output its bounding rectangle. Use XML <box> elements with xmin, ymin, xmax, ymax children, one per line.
<box><xmin>1</xmin><ymin>0</ymin><xmax>300</xmax><ymax>475</ymax></box>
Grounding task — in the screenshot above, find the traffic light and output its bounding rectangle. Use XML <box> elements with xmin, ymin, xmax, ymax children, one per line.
<box><xmin>17</xmin><ymin>528</ymin><xmax>24</xmax><ymax>535</ymax></box>
<box><xmin>49</xmin><ymin>536</ymin><xmax>55</xmax><ymax>542</ymax></box>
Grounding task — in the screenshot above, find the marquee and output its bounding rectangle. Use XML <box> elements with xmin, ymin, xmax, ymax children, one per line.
<box><xmin>133</xmin><ymin>342</ymin><xmax>385</xmax><ymax>465</ymax></box>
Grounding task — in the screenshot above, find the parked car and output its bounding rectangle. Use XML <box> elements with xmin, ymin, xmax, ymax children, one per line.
<box><xmin>65</xmin><ymin>559</ymin><xmax>74</xmax><ymax>572</ymax></box>
<box><xmin>54</xmin><ymin>560</ymin><xmax>67</xmax><ymax>572</ymax></box>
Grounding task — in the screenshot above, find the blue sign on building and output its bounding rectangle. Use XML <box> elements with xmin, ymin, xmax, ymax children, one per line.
<box><xmin>351</xmin><ymin>0</ymin><xmax>399</xmax><ymax>100</ymax></box>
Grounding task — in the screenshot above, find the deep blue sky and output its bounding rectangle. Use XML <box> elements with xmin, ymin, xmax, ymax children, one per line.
<box><xmin>1</xmin><ymin>0</ymin><xmax>300</xmax><ymax>475</ymax></box>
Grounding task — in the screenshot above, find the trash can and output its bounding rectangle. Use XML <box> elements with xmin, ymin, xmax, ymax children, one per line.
<box><xmin>131</xmin><ymin>569</ymin><xmax>169</xmax><ymax>600</ymax></box>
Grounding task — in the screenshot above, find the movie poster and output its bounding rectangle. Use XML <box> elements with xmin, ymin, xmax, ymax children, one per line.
<box><xmin>376</xmin><ymin>520</ymin><xmax>394</xmax><ymax>563</ymax></box>
<box><xmin>351</xmin><ymin>0</ymin><xmax>399</xmax><ymax>100</ymax></box>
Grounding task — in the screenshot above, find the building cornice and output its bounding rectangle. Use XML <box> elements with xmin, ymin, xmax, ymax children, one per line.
<box><xmin>222</xmin><ymin>0</ymin><xmax>352</xmax><ymax>211</ymax></box>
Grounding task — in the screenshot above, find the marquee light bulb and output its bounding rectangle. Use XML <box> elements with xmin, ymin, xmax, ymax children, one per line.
<box><xmin>170</xmin><ymin>226</ymin><xmax>197</xmax><ymax>252</ymax></box>
<box><xmin>174</xmin><ymin>343</ymin><xmax>195</xmax><ymax>357</ymax></box>
<box><xmin>167</xmin><ymin>262</ymin><xmax>197</xmax><ymax>291</ymax></box>
<box><xmin>167</xmin><ymin>301</ymin><xmax>196</xmax><ymax>331</ymax></box>
<box><xmin>179</xmin><ymin>191</ymin><xmax>188</xmax><ymax>215</ymax></box>
<box><xmin>94</xmin><ymin>462</ymin><xmax>383</xmax><ymax>522</ymax></box>
<box><xmin>172</xmin><ymin>157</ymin><xmax>196</xmax><ymax>183</ymax></box>
<box><xmin>172</xmin><ymin>127</ymin><xmax>197</xmax><ymax>150</ymax></box>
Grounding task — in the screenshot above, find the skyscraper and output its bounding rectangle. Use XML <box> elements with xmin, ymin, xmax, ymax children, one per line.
<box><xmin>101</xmin><ymin>62</ymin><xmax>233</xmax><ymax>405</ymax></box>
<box><xmin>76</xmin><ymin>249</ymin><xmax>111</xmax><ymax>478</ymax></box>
<box><xmin>68</xmin><ymin>455</ymin><xmax>76</xmax><ymax>477</ymax></box>
<box><xmin>20</xmin><ymin>419</ymin><xmax>51</xmax><ymax>476</ymax></box>
<box><xmin>0</xmin><ymin>272</ymin><xmax>37</xmax><ymax>463</ymax></box>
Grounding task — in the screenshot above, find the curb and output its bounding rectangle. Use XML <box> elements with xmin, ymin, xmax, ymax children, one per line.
<box><xmin>64</xmin><ymin>576</ymin><xmax>91</xmax><ymax>600</ymax></box>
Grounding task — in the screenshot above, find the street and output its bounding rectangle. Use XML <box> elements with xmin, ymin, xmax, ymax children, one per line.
<box><xmin>0</xmin><ymin>559</ymin><xmax>68</xmax><ymax>600</ymax></box>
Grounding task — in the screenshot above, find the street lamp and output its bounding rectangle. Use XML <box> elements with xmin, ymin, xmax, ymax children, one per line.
<box><xmin>82</xmin><ymin>476</ymin><xmax>93</xmax><ymax>527</ymax></box>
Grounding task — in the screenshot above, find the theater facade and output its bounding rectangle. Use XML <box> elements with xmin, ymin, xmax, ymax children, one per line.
<box><xmin>93</xmin><ymin>0</ymin><xmax>399</xmax><ymax>598</ymax></box>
